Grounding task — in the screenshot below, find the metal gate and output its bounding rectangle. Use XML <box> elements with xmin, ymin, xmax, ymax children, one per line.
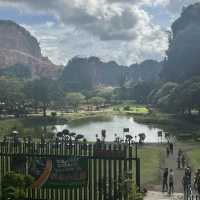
<box><xmin>0</xmin><ymin>139</ymin><xmax>140</xmax><ymax>200</ymax></box>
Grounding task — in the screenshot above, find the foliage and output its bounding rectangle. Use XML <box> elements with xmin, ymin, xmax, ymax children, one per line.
<box><xmin>65</xmin><ymin>92</ymin><xmax>85</xmax><ymax>112</ymax></box>
<box><xmin>130</xmin><ymin>81</ymin><xmax>154</xmax><ymax>104</ymax></box>
<box><xmin>24</xmin><ymin>78</ymin><xmax>64</xmax><ymax>117</ymax></box>
<box><xmin>120</xmin><ymin>176</ymin><xmax>143</xmax><ymax>200</ymax></box>
<box><xmin>88</xmin><ymin>96</ymin><xmax>105</xmax><ymax>106</ymax></box>
<box><xmin>124</xmin><ymin>105</ymin><xmax>130</xmax><ymax>111</ymax></box>
<box><xmin>0</xmin><ymin>77</ymin><xmax>25</xmax><ymax>116</ymax></box>
<box><xmin>2</xmin><ymin>172</ymin><xmax>34</xmax><ymax>200</ymax></box>
<box><xmin>95</xmin><ymin>87</ymin><xmax>114</xmax><ymax>102</ymax></box>
<box><xmin>187</xmin><ymin>148</ymin><xmax>200</xmax><ymax>171</ymax></box>
<box><xmin>0</xmin><ymin>64</ymin><xmax>32</xmax><ymax>79</ymax></box>
<box><xmin>148</xmin><ymin>82</ymin><xmax>178</xmax><ymax>111</ymax></box>
<box><xmin>128</xmin><ymin>181</ymin><xmax>143</xmax><ymax>200</ymax></box>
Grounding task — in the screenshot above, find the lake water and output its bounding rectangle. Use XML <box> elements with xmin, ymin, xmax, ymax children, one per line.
<box><xmin>53</xmin><ymin>115</ymin><xmax>166</xmax><ymax>143</ymax></box>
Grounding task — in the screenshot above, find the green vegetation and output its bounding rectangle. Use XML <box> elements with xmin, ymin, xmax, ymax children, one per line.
<box><xmin>65</xmin><ymin>92</ymin><xmax>85</xmax><ymax>112</ymax></box>
<box><xmin>0</xmin><ymin>116</ymin><xmax>58</xmax><ymax>138</ymax></box>
<box><xmin>0</xmin><ymin>64</ymin><xmax>31</xmax><ymax>79</ymax></box>
<box><xmin>134</xmin><ymin>112</ymin><xmax>200</xmax><ymax>140</ymax></box>
<box><xmin>187</xmin><ymin>148</ymin><xmax>200</xmax><ymax>171</ymax></box>
<box><xmin>112</xmin><ymin>104</ymin><xmax>149</xmax><ymax>114</ymax></box>
<box><xmin>2</xmin><ymin>172</ymin><xmax>34</xmax><ymax>200</ymax></box>
<box><xmin>24</xmin><ymin>78</ymin><xmax>64</xmax><ymax>117</ymax></box>
<box><xmin>0</xmin><ymin>103</ymin><xmax>148</xmax><ymax>138</ymax></box>
<box><xmin>139</xmin><ymin>147</ymin><xmax>161</xmax><ymax>186</ymax></box>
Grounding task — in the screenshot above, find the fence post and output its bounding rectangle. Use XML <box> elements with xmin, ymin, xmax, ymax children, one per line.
<box><xmin>136</xmin><ymin>158</ymin><xmax>141</xmax><ymax>191</ymax></box>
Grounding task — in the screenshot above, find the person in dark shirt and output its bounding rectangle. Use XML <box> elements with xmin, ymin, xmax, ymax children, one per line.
<box><xmin>169</xmin><ymin>169</ymin><xmax>174</xmax><ymax>195</ymax></box>
<box><xmin>169</xmin><ymin>143</ymin><xmax>173</xmax><ymax>154</ymax></box>
<box><xmin>162</xmin><ymin>168</ymin><xmax>168</xmax><ymax>192</ymax></box>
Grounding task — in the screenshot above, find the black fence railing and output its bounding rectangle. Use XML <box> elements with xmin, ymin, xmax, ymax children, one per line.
<box><xmin>0</xmin><ymin>140</ymin><xmax>140</xmax><ymax>200</ymax></box>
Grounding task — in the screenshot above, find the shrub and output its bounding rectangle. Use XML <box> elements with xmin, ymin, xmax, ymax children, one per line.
<box><xmin>124</xmin><ymin>106</ymin><xmax>131</xmax><ymax>111</ymax></box>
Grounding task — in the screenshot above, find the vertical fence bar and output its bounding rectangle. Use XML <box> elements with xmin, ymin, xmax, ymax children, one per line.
<box><xmin>108</xmin><ymin>144</ymin><xmax>112</xmax><ymax>200</ymax></box>
<box><xmin>93</xmin><ymin>144</ymin><xmax>97</xmax><ymax>200</ymax></box>
<box><xmin>88</xmin><ymin>144</ymin><xmax>92</xmax><ymax>200</ymax></box>
<box><xmin>103</xmin><ymin>144</ymin><xmax>107</xmax><ymax>200</ymax></box>
<box><xmin>84</xmin><ymin>143</ymin><xmax>87</xmax><ymax>200</ymax></box>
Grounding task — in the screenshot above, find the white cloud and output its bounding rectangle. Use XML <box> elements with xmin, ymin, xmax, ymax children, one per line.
<box><xmin>0</xmin><ymin>0</ymin><xmax>169</xmax><ymax>65</ymax></box>
<box><xmin>23</xmin><ymin>21</ymin><xmax>167</xmax><ymax>66</ymax></box>
<box><xmin>166</xmin><ymin>0</ymin><xmax>200</xmax><ymax>14</ymax></box>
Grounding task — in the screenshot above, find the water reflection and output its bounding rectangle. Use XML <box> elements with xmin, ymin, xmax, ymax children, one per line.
<box><xmin>53</xmin><ymin>115</ymin><xmax>166</xmax><ymax>143</ymax></box>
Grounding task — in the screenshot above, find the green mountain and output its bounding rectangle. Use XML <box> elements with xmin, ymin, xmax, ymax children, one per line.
<box><xmin>61</xmin><ymin>57</ymin><xmax>162</xmax><ymax>90</ymax></box>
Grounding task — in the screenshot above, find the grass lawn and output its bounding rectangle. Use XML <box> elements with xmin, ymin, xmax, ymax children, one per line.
<box><xmin>134</xmin><ymin>112</ymin><xmax>200</xmax><ymax>141</ymax></box>
<box><xmin>187</xmin><ymin>148</ymin><xmax>200</xmax><ymax>171</ymax></box>
<box><xmin>111</xmin><ymin>104</ymin><xmax>149</xmax><ymax>114</ymax></box>
<box><xmin>137</xmin><ymin>147</ymin><xmax>161</xmax><ymax>187</ymax></box>
<box><xmin>0</xmin><ymin>116</ymin><xmax>59</xmax><ymax>138</ymax></box>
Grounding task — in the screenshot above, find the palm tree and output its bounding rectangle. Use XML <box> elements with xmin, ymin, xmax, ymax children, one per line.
<box><xmin>57</xmin><ymin>132</ymin><xmax>64</xmax><ymax>138</ymax></box>
<box><xmin>138</xmin><ymin>133</ymin><xmax>146</xmax><ymax>144</ymax></box>
<box><xmin>62</xmin><ymin>129</ymin><xmax>70</xmax><ymax>141</ymax></box>
<box><xmin>75</xmin><ymin>134</ymin><xmax>84</xmax><ymax>141</ymax></box>
<box><xmin>125</xmin><ymin>135</ymin><xmax>133</xmax><ymax>145</ymax></box>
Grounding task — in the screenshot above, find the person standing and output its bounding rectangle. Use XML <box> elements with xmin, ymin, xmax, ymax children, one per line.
<box><xmin>182</xmin><ymin>174</ymin><xmax>191</xmax><ymax>197</ymax></box>
<box><xmin>169</xmin><ymin>143</ymin><xmax>173</xmax><ymax>155</ymax></box>
<box><xmin>166</xmin><ymin>147</ymin><xmax>170</xmax><ymax>158</ymax></box>
<box><xmin>181</xmin><ymin>155</ymin><xmax>186</xmax><ymax>168</ymax></box>
<box><xmin>178</xmin><ymin>149</ymin><xmax>182</xmax><ymax>157</ymax></box>
<box><xmin>194</xmin><ymin>169</ymin><xmax>200</xmax><ymax>195</ymax></box>
<box><xmin>162</xmin><ymin>168</ymin><xmax>168</xmax><ymax>192</ymax></box>
<box><xmin>169</xmin><ymin>169</ymin><xmax>174</xmax><ymax>195</ymax></box>
<box><xmin>177</xmin><ymin>155</ymin><xmax>181</xmax><ymax>169</ymax></box>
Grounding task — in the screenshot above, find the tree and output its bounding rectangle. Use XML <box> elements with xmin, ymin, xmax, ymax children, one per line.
<box><xmin>95</xmin><ymin>87</ymin><xmax>114</xmax><ymax>103</ymax></box>
<box><xmin>130</xmin><ymin>81</ymin><xmax>154</xmax><ymax>104</ymax></box>
<box><xmin>88</xmin><ymin>96</ymin><xmax>105</xmax><ymax>110</ymax></box>
<box><xmin>148</xmin><ymin>82</ymin><xmax>178</xmax><ymax>111</ymax></box>
<box><xmin>65</xmin><ymin>92</ymin><xmax>85</xmax><ymax>112</ymax></box>
<box><xmin>0</xmin><ymin>64</ymin><xmax>32</xmax><ymax>80</ymax></box>
<box><xmin>24</xmin><ymin>78</ymin><xmax>63</xmax><ymax>117</ymax></box>
<box><xmin>0</xmin><ymin>77</ymin><xmax>25</xmax><ymax>116</ymax></box>
<box><xmin>170</xmin><ymin>77</ymin><xmax>200</xmax><ymax>115</ymax></box>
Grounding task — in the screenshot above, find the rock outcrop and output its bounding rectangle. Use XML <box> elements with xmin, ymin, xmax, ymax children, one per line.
<box><xmin>61</xmin><ymin>56</ymin><xmax>162</xmax><ymax>90</ymax></box>
<box><xmin>0</xmin><ymin>20</ymin><xmax>62</xmax><ymax>78</ymax></box>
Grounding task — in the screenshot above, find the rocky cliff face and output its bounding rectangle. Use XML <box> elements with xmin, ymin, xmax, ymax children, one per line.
<box><xmin>61</xmin><ymin>56</ymin><xmax>162</xmax><ymax>90</ymax></box>
<box><xmin>162</xmin><ymin>2</ymin><xmax>200</xmax><ymax>81</ymax></box>
<box><xmin>0</xmin><ymin>20</ymin><xmax>62</xmax><ymax>78</ymax></box>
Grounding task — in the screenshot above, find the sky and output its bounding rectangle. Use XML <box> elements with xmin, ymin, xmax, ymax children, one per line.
<box><xmin>0</xmin><ymin>0</ymin><xmax>199</xmax><ymax>66</ymax></box>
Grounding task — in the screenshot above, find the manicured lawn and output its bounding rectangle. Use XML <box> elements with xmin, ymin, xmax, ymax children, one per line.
<box><xmin>134</xmin><ymin>112</ymin><xmax>200</xmax><ymax>141</ymax></box>
<box><xmin>136</xmin><ymin>147</ymin><xmax>161</xmax><ymax>186</ymax></box>
<box><xmin>110</xmin><ymin>104</ymin><xmax>149</xmax><ymax>116</ymax></box>
<box><xmin>187</xmin><ymin>148</ymin><xmax>200</xmax><ymax>171</ymax></box>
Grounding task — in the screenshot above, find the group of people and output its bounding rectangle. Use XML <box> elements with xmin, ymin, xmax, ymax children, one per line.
<box><xmin>162</xmin><ymin>168</ymin><xmax>175</xmax><ymax>195</ymax></box>
<box><xmin>163</xmin><ymin>143</ymin><xmax>200</xmax><ymax>197</ymax></box>
<box><xmin>182</xmin><ymin>167</ymin><xmax>200</xmax><ymax>196</ymax></box>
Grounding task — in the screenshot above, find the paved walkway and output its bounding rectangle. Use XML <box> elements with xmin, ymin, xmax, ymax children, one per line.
<box><xmin>144</xmin><ymin>191</ymin><xmax>184</xmax><ymax>200</ymax></box>
<box><xmin>145</xmin><ymin>143</ymin><xmax>195</xmax><ymax>199</ymax></box>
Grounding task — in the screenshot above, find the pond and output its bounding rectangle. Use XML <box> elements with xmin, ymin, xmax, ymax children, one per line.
<box><xmin>53</xmin><ymin>115</ymin><xmax>166</xmax><ymax>143</ymax></box>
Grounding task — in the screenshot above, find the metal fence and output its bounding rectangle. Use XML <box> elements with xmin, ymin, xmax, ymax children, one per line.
<box><xmin>0</xmin><ymin>140</ymin><xmax>140</xmax><ymax>200</ymax></box>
